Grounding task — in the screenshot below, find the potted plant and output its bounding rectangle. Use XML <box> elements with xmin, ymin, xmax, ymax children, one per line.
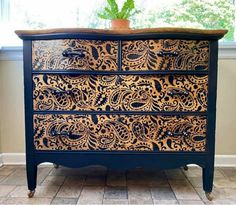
<box><xmin>97</xmin><ymin>0</ymin><xmax>139</xmax><ymax>30</ymax></box>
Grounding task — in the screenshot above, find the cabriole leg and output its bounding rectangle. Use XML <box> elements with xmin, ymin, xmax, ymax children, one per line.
<box><xmin>26</xmin><ymin>164</ymin><xmax>37</xmax><ymax>198</ymax></box>
<box><xmin>203</xmin><ymin>165</ymin><xmax>214</xmax><ymax>201</ymax></box>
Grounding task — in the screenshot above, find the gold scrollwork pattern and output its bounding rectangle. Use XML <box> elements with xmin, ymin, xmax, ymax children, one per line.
<box><xmin>32</xmin><ymin>39</ymin><xmax>118</xmax><ymax>70</ymax></box>
<box><xmin>33</xmin><ymin>74</ymin><xmax>208</xmax><ymax>112</ymax></box>
<box><xmin>33</xmin><ymin>114</ymin><xmax>206</xmax><ymax>152</ymax></box>
<box><xmin>122</xmin><ymin>39</ymin><xmax>209</xmax><ymax>71</ymax></box>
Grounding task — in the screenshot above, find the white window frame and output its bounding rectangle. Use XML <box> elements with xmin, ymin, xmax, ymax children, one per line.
<box><xmin>0</xmin><ymin>0</ymin><xmax>236</xmax><ymax>60</ymax></box>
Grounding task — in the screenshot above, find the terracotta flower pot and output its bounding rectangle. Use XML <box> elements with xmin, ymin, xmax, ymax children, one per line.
<box><xmin>111</xmin><ymin>19</ymin><xmax>130</xmax><ymax>30</ymax></box>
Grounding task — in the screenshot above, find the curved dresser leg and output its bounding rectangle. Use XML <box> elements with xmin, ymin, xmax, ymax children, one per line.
<box><xmin>28</xmin><ymin>190</ymin><xmax>35</xmax><ymax>198</ymax></box>
<box><xmin>53</xmin><ymin>164</ymin><xmax>59</xmax><ymax>169</ymax></box>
<box><xmin>202</xmin><ymin>165</ymin><xmax>214</xmax><ymax>201</ymax></box>
<box><xmin>26</xmin><ymin>164</ymin><xmax>37</xmax><ymax>198</ymax></box>
<box><xmin>205</xmin><ymin>192</ymin><xmax>213</xmax><ymax>201</ymax></box>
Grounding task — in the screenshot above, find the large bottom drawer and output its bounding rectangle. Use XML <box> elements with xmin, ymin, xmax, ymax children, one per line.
<box><xmin>33</xmin><ymin>114</ymin><xmax>206</xmax><ymax>152</ymax></box>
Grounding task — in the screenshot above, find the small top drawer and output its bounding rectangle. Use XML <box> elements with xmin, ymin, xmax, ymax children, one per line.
<box><xmin>122</xmin><ymin>39</ymin><xmax>209</xmax><ymax>71</ymax></box>
<box><xmin>32</xmin><ymin>39</ymin><xmax>118</xmax><ymax>71</ymax></box>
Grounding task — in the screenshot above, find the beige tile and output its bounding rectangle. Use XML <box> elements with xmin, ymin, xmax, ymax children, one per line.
<box><xmin>207</xmin><ymin>199</ymin><xmax>236</xmax><ymax>205</ymax></box>
<box><xmin>218</xmin><ymin>167</ymin><xmax>236</xmax><ymax>179</ymax></box>
<box><xmin>103</xmin><ymin>198</ymin><xmax>128</xmax><ymax>205</ymax></box>
<box><xmin>214</xmin><ymin>169</ymin><xmax>225</xmax><ymax>178</ymax></box>
<box><xmin>49</xmin><ymin>167</ymin><xmax>85</xmax><ymax>176</ymax></box>
<box><xmin>127</xmin><ymin>169</ymin><xmax>168</xmax><ymax>186</ymax></box>
<box><xmin>151</xmin><ymin>186</ymin><xmax>176</xmax><ymax>200</ymax></box>
<box><xmin>84</xmin><ymin>175</ymin><xmax>106</xmax><ymax>186</ymax></box>
<box><xmin>168</xmin><ymin>178</ymin><xmax>189</xmax><ymax>185</ymax></box>
<box><xmin>0</xmin><ymin>197</ymin><xmax>7</xmax><ymax>204</ymax></box>
<box><xmin>35</xmin><ymin>185</ymin><xmax>60</xmax><ymax>198</ymax></box>
<box><xmin>37</xmin><ymin>166</ymin><xmax>54</xmax><ymax>184</ymax></box>
<box><xmin>1</xmin><ymin>165</ymin><xmax>24</xmax><ymax>170</ymax></box>
<box><xmin>50</xmin><ymin>166</ymin><xmax>107</xmax><ymax>177</ymax></box>
<box><xmin>165</xmin><ymin>169</ymin><xmax>186</xmax><ymax>180</ymax></box>
<box><xmin>40</xmin><ymin>175</ymin><xmax>66</xmax><ymax>186</ymax></box>
<box><xmin>128</xmin><ymin>185</ymin><xmax>153</xmax><ymax>204</ymax></box>
<box><xmin>0</xmin><ymin>166</ymin><xmax>16</xmax><ymax>176</ymax></box>
<box><xmin>56</xmin><ymin>185</ymin><xmax>82</xmax><ymax>198</ymax></box>
<box><xmin>169</xmin><ymin>180</ymin><xmax>201</xmax><ymax>200</ymax></box>
<box><xmin>2</xmin><ymin>197</ymin><xmax>52</xmax><ymax>204</ymax></box>
<box><xmin>51</xmin><ymin>197</ymin><xmax>78</xmax><ymax>205</ymax></box>
<box><xmin>178</xmin><ymin>200</ymin><xmax>205</xmax><ymax>205</ymax></box>
<box><xmin>8</xmin><ymin>185</ymin><xmax>60</xmax><ymax>198</ymax></box>
<box><xmin>183</xmin><ymin>166</ymin><xmax>225</xmax><ymax>178</ymax></box>
<box><xmin>213</xmin><ymin>178</ymin><xmax>236</xmax><ymax>188</ymax></box>
<box><xmin>77</xmin><ymin>186</ymin><xmax>104</xmax><ymax>205</ymax></box>
<box><xmin>182</xmin><ymin>166</ymin><xmax>201</xmax><ymax>177</ymax></box>
<box><xmin>79</xmin><ymin>166</ymin><xmax>107</xmax><ymax>176</ymax></box>
<box><xmin>106</xmin><ymin>170</ymin><xmax>126</xmax><ymax>186</ymax></box>
<box><xmin>63</xmin><ymin>175</ymin><xmax>85</xmax><ymax>186</ymax></box>
<box><xmin>0</xmin><ymin>185</ymin><xmax>16</xmax><ymax>197</ymax></box>
<box><xmin>194</xmin><ymin>187</ymin><xmax>235</xmax><ymax>204</ymax></box>
<box><xmin>104</xmin><ymin>186</ymin><xmax>127</xmax><ymax>199</ymax></box>
<box><xmin>0</xmin><ymin>175</ymin><xmax>7</xmax><ymax>183</ymax></box>
<box><xmin>1</xmin><ymin>169</ymin><xmax>27</xmax><ymax>185</ymax></box>
<box><xmin>153</xmin><ymin>199</ymin><xmax>178</xmax><ymax>205</ymax></box>
<box><xmin>187</xmin><ymin>177</ymin><xmax>203</xmax><ymax>188</ymax></box>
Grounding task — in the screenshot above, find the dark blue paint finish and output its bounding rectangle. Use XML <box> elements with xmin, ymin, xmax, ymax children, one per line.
<box><xmin>21</xmin><ymin>31</ymin><xmax>220</xmax><ymax>194</ymax></box>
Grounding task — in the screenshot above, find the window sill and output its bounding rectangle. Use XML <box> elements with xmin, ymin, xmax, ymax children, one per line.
<box><xmin>0</xmin><ymin>43</ymin><xmax>236</xmax><ymax>61</ymax></box>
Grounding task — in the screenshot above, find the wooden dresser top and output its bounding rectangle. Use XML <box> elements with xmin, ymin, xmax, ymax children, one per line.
<box><xmin>15</xmin><ymin>27</ymin><xmax>228</xmax><ymax>40</ymax></box>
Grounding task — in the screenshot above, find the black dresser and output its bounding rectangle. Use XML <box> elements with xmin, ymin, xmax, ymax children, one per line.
<box><xmin>16</xmin><ymin>28</ymin><xmax>227</xmax><ymax>200</ymax></box>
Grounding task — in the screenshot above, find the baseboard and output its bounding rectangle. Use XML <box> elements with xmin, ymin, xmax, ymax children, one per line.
<box><xmin>1</xmin><ymin>153</ymin><xmax>236</xmax><ymax>167</ymax></box>
<box><xmin>2</xmin><ymin>153</ymin><xmax>25</xmax><ymax>165</ymax></box>
<box><xmin>215</xmin><ymin>155</ymin><xmax>236</xmax><ymax>167</ymax></box>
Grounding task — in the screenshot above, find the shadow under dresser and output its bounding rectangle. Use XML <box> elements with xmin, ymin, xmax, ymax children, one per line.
<box><xmin>15</xmin><ymin>28</ymin><xmax>227</xmax><ymax>200</ymax></box>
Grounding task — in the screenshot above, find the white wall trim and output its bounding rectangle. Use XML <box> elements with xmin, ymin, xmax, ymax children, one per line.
<box><xmin>0</xmin><ymin>153</ymin><xmax>236</xmax><ymax>167</ymax></box>
<box><xmin>0</xmin><ymin>47</ymin><xmax>23</xmax><ymax>61</ymax></box>
<box><xmin>0</xmin><ymin>44</ymin><xmax>236</xmax><ymax>61</ymax></box>
<box><xmin>2</xmin><ymin>153</ymin><xmax>25</xmax><ymax>165</ymax></box>
<box><xmin>215</xmin><ymin>155</ymin><xmax>236</xmax><ymax>167</ymax></box>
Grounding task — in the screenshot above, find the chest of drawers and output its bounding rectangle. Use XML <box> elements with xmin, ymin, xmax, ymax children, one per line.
<box><xmin>16</xmin><ymin>28</ymin><xmax>227</xmax><ymax>199</ymax></box>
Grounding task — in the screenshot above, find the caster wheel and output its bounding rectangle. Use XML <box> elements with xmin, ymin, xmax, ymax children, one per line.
<box><xmin>183</xmin><ymin>165</ymin><xmax>188</xmax><ymax>171</ymax></box>
<box><xmin>28</xmin><ymin>190</ymin><xmax>35</xmax><ymax>198</ymax></box>
<box><xmin>53</xmin><ymin>164</ymin><xmax>59</xmax><ymax>169</ymax></box>
<box><xmin>205</xmin><ymin>192</ymin><xmax>213</xmax><ymax>201</ymax></box>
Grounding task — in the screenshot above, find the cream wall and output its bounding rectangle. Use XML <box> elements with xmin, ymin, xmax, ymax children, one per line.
<box><xmin>0</xmin><ymin>61</ymin><xmax>25</xmax><ymax>153</ymax></box>
<box><xmin>0</xmin><ymin>59</ymin><xmax>236</xmax><ymax>155</ymax></box>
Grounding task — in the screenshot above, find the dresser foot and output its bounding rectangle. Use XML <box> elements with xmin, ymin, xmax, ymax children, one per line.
<box><xmin>28</xmin><ymin>190</ymin><xmax>35</xmax><ymax>198</ymax></box>
<box><xmin>53</xmin><ymin>164</ymin><xmax>59</xmax><ymax>169</ymax></box>
<box><xmin>183</xmin><ymin>165</ymin><xmax>188</xmax><ymax>171</ymax></box>
<box><xmin>205</xmin><ymin>192</ymin><xmax>213</xmax><ymax>201</ymax></box>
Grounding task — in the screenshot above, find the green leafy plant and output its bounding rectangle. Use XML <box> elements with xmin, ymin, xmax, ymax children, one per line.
<box><xmin>97</xmin><ymin>0</ymin><xmax>140</xmax><ymax>20</ymax></box>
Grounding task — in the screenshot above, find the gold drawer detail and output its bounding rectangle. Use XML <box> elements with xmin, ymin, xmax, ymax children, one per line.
<box><xmin>32</xmin><ymin>40</ymin><xmax>118</xmax><ymax>71</ymax></box>
<box><xmin>34</xmin><ymin>114</ymin><xmax>206</xmax><ymax>152</ymax></box>
<box><xmin>122</xmin><ymin>40</ymin><xmax>209</xmax><ymax>71</ymax></box>
<box><xmin>33</xmin><ymin>74</ymin><xmax>208</xmax><ymax>112</ymax></box>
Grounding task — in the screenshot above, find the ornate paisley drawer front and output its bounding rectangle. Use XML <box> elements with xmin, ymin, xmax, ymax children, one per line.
<box><xmin>122</xmin><ymin>39</ymin><xmax>209</xmax><ymax>71</ymax></box>
<box><xmin>32</xmin><ymin>40</ymin><xmax>118</xmax><ymax>71</ymax></box>
<box><xmin>33</xmin><ymin>74</ymin><xmax>208</xmax><ymax>112</ymax></box>
<box><xmin>33</xmin><ymin>114</ymin><xmax>206</xmax><ymax>152</ymax></box>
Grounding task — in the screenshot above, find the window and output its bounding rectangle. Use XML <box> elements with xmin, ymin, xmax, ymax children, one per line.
<box><xmin>1</xmin><ymin>0</ymin><xmax>236</xmax><ymax>47</ymax></box>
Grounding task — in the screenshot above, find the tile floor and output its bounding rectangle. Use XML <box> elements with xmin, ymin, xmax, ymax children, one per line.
<box><xmin>0</xmin><ymin>165</ymin><xmax>236</xmax><ymax>205</ymax></box>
